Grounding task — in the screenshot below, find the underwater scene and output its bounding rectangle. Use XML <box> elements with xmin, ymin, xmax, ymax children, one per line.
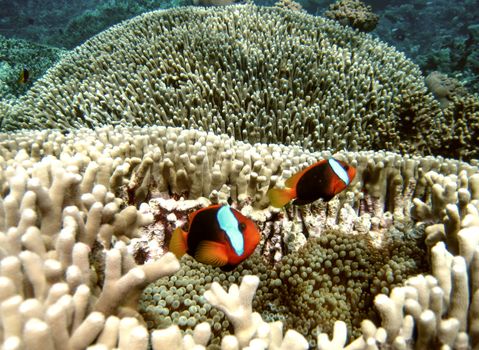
<box><xmin>0</xmin><ymin>0</ymin><xmax>478</xmax><ymax>349</ymax></box>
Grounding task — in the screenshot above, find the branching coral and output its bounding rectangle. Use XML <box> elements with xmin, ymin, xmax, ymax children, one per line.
<box><xmin>1</xmin><ymin>5</ymin><xmax>479</xmax><ymax>350</ymax></box>
<box><xmin>433</xmin><ymin>94</ymin><xmax>479</xmax><ymax>161</ymax></box>
<box><xmin>325</xmin><ymin>0</ymin><xmax>379</xmax><ymax>32</ymax></box>
<box><xmin>1</xmin><ymin>5</ymin><xmax>441</xmax><ymax>157</ymax></box>
<box><xmin>0</xmin><ymin>147</ymin><xmax>181</xmax><ymax>349</ymax></box>
<box><xmin>0</xmin><ymin>124</ymin><xmax>479</xmax><ymax>349</ymax></box>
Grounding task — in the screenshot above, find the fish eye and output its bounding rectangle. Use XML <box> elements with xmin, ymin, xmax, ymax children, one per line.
<box><xmin>239</xmin><ymin>222</ymin><xmax>246</xmax><ymax>231</ymax></box>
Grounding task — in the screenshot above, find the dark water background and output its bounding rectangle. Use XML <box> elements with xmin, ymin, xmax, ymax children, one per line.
<box><xmin>0</xmin><ymin>0</ymin><xmax>477</xmax><ymax>96</ymax></box>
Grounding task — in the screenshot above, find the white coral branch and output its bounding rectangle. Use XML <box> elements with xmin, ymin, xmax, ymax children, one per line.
<box><xmin>204</xmin><ymin>275</ymin><xmax>260</xmax><ymax>347</ymax></box>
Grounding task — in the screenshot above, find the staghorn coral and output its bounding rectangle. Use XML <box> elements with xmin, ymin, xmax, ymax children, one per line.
<box><xmin>1</xmin><ymin>5</ymin><xmax>441</xmax><ymax>157</ymax></box>
<box><xmin>325</xmin><ymin>0</ymin><xmax>379</xmax><ymax>32</ymax></box>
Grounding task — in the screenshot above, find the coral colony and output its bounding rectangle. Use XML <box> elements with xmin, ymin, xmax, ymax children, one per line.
<box><xmin>0</xmin><ymin>4</ymin><xmax>479</xmax><ymax>350</ymax></box>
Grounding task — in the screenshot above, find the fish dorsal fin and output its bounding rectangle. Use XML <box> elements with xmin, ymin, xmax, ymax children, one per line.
<box><xmin>194</xmin><ymin>240</ymin><xmax>228</xmax><ymax>267</ymax></box>
<box><xmin>217</xmin><ymin>205</ymin><xmax>244</xmax><ymax>256</ymax></box>
<box><xmin>169</xmin><ymin>227</ymin><xmax>188</xmax><ymax>259</ymax></box>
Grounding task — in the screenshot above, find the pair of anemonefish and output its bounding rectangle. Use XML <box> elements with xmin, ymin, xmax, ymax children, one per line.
<box><xmin>169</xmin><ymin>158</ymin><xmax>355</xmax><ymax>270</ymax></box>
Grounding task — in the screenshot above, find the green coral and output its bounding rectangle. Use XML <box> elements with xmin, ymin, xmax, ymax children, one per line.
<box><xmin>139</xmin><ymin>227</ymin><xmax>428</xmax><ymax>347</ymax></box>
<box><xmin>0</xmin><ymin>35</ymin><xmax>66</xmax><ymax>101</ymax></box>
<box><xmin>50</xmin><ymin>0</ymin><xmax>191</xmax><ymax>49</ymax></box>
<box><xmin>2</xmin><ymin>5</ymin><xmax>439</xmax><ymax>157</ymax></box>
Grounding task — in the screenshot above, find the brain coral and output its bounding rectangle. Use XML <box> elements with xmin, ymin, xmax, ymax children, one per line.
<box><xmin>1</xmin><ymin>5</ymin><xmax>440</xmax><ymax>155</ymax></box>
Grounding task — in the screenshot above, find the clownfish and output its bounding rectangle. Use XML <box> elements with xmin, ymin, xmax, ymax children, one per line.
<box><xmin>268</xmin><ymin>157</ymin><xmax>356</xmax><ymax>208</ymax></box>
<box><xmin>169</xmin><ymin>204</ymin><xmax>260</xmax><ymax>271</ymax></box>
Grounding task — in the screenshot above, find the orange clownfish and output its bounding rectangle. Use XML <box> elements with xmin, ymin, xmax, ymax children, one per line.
<box><xmin>169</xmin><ymin>204</ymin><xmax>260</xmax><ymax>271</ymax></box>
<box><xmin>268</xmin><ymin>157</ymin><xmax>356</xmax><ymax>208</ymax></box>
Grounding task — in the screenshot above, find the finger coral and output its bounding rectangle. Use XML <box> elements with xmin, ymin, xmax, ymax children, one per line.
<box><xmin>0</xmin><ymin>124</ymin><xmax>478</xmax><ymax>349</ymax></box>
<box><xmin>2</xmin><ymin>5</ymin><xmax>440</xmax><ymax>157</ymax></box>
<box><xmin>1</xmin><ymin>4</ymin><xmax>479</xmax><ymax>350</ymax></box>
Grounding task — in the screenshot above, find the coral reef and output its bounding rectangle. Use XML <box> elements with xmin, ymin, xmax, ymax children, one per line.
<box><xmin>1</xmin><ymin>5</ymin><xmax>441</xmax><ymax>158</ymax></box>
<box><xmin>194</xmin><ymin>0</ymin><xmax>237</xmax><ymax>6</ymax></box>
<box><xmin>0</xmin><ymin>35</ymin><xmax>66</xmax><ymax>101</ymax></box>
<box><xmin>433</xmin><ymin>92</ymin><xmax>479</xmax><ymax>161</ymax></box>
<box><xmin>0</xmin><ymin>129</ymin><xmax>182</xmax><ymax>348</ymax></box>
<box><xmin>324</xmin><ymin>0</ymin><xmax>379</xmax><ymax>32</ymax></box>
<box><xmin>0</xmin><ymin>0</ymin><xmax>191</xmax><ymax>49</ymax></box>
<box><xmin>140</xmin><ymin>227</ymin><xmax>427</xmax><ymax>347</ymax></box>
<box><xmin>47</xmin><ymin>0</ymin><xmax>192</xmax><ymax>50</ymax></box>
<box><xmin>2</xmin><ymin>0</ymin><xmax>478</xmax><ymax>95</ymax></box>
<box><xmin>2</xmin><ymin>4</ymin><xmax>479</xmax><ymax>350</ymax></box>
<box><xmin>0</xmin><ymin>124</ymin><xmax>478</xmax><ymax>349</ymax></box>
<box><xmin>0</xmin><ymin>0</ymin><xmax>97</xmax><ymax>45</ymax></box>
<box><xmin>3</xmin><ymin>5</ymin><xmax>475</xmax><ymax>159</ymax></box>
<box><xmin>274</xmin><ymin>0</ymin><xmax>305</xmax><ymax>13</ymax></box>
<box><xmin>373</xmin><ymin>0</ymin><xmax>479</xmax><ymax>94</ymax></box>
<box><xmin>425</xmin><ymin>71</ymin><xmax>467</xmax><ymax>109</ymax></box>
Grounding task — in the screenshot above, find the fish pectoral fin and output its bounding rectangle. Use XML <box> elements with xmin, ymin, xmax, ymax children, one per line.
<box><xmin>169</xmin><ymin>227</ymin><xmax>188</xmax><ymax>259</ymax></box>
<box><xmin>194</xmin><ymin>240</ymin><xmax>228</xmax><ymax>267</ymax></box>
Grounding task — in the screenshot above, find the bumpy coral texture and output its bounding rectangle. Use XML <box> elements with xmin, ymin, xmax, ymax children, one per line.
<box><xmin>1</xmin><ymin>125</ymin><xmax>479</xmax><ymax>349</ymax></box>
<box><xmin>274</xmin><ymin>0</ymin><xmax>305</xmax><ymax>12</ymax></box>
<box><xmin>1</xmin><ymin>5</ymin><xmax>441</xmax><ymax>156</ymax></box>
<box><xmin>2</xmin><ymin>4</ymin><xmax>479</xmax><ymax>350</ymax></box>
<box><xmin>140</xmin><ymin>228</ymin><xmax>427</xmax><ymax>347</ymax></box>
<box><xmin>434</xmin><ymin>94</ymin><xmax>479</xmax><ymax>161</ymax></box>
<box><xmin>324</xmin><ymin>0</ymin><xmax>379</xmax><ymax>32</ymax></box>
<box><xmin>425</xmin><ymin>71</ymin><xmax>467</xmax><ymax>109</ymax></box>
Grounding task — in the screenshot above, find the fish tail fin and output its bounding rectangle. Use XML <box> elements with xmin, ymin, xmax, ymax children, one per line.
<box><xmin>267</xmin><ymin>187</ymin><xmax>295</xmax><ymax>208</ymax></box>
<box><xmin>169</xmin><ymin>227</ymin><xmax>187</xmax><ymax>258</ymax></box>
